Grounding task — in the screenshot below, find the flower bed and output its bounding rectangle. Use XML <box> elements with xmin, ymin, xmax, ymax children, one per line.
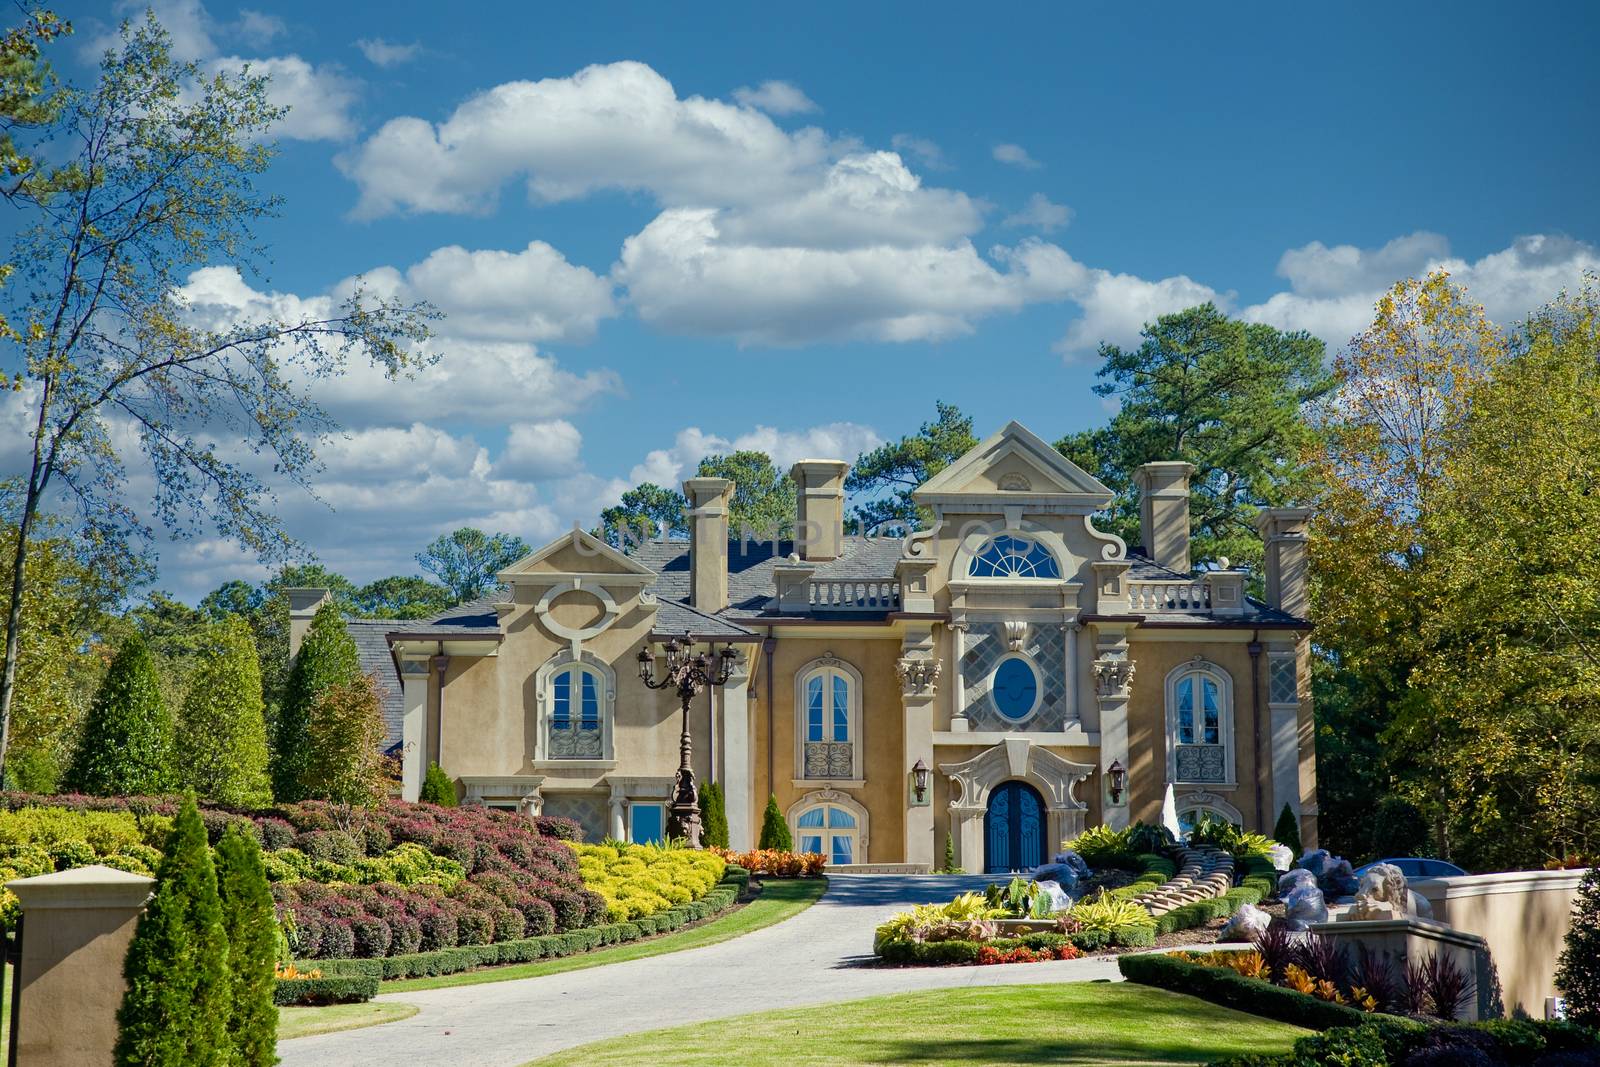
<box><xmin>573</xmin><ymin>841</ymin><xmax>726</xmax><ymax>921</ymax></box>
<box><xmin>708</xmin><ymin>847</ymin><xmax>826</xmax><ymax>878</ymax></box>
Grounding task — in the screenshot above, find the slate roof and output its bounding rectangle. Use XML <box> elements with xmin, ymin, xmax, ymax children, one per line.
<box><xmin>345</xmin><ymin>619</ymin><xmax>405</xmax><ymax>749</ymax></box>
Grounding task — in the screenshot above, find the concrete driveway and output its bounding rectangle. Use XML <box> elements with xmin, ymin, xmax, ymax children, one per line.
<box><xmin>279</xmin><ymin>874</ymin><xmax>1125</xmax><ymax>1067</ymax></box>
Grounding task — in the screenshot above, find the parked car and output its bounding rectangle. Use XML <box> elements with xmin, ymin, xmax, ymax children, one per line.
<box><xmin>1354</xmin><ymin>857</ymin><xmax>1468</xmax><ymax>879</ymax></box>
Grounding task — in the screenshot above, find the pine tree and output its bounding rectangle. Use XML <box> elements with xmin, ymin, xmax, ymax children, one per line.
<box><xmin>214</xmin><ymin>824</ymin><xmax>278</xmax><ymax>1067</ymax></box>
<box><xmin>419</xmin><ymin>762</ymin><xmax>457</xmax><ymax>806</ymax></box>
<box><xmin>176</xmin><ymin>618</ymin><xmax>272</xmax><ymax>808</ymax></box>
<box><xmin>1273</xmin><ymin>803</ymin><xmax>1303</xmax><ymax>858</ymax></box>
<box><xmin>272</xmin><ymin>601</ymin><xmax>360</xmax><ymax>802</ymax></box>
<box><xmin>1555</xmin><ymin>867</ymin><xmax>1600</xmax><ymax>1029</ymax></box>
<box><xmin>757</xmin><ymin>794</ymin><xmax>792</xmax><ymax>851</ymax></box>
<box><xmin>64</xmin><ymin>634</ymin><xmax>174</xmax><ymax>795</ymax></box>
<box><xmin>115</xmin><ymin>794</ymin><xmax>231</xmax><ymax>1066</ymax></box>
<box><xmin>698</xmin><ymin>781</ymin><xmax>729</xmax><ymax>849</ymax></box>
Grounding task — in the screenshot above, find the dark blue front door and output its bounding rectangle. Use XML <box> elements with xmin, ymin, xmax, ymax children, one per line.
<box><xmin>984</xmin><ymin>781</ymin><xmax>1046</xmax><ymax>874</ymax></box>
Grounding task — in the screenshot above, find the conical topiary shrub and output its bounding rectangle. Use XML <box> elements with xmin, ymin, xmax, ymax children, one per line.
<box><xmin>1555</xmin><ymin>866</ymin><xmax>1600</xmax><ymax>1028</ymax></box>
<box><xmin>758</xmin><ymin>794</ymin><xmax>792</xmax><ymax>851</ymax></box>
<box><xmin>115</xmin><ymin>794</ymin><xmax>231</xmax><ymax>1066</ymax></box>
<box><xmin>177</xmin><ymin>617</ymin><xmax>272</xmax><ymax>808</ymax></box>
<box><xmin>64</xmin><ymin>634</ymin><xmax>175</xmax><ymax>795</ymax></box>
<box><xmin>699</xmin><ymin>781</ymin><xmax>729</xmax><ymax>849</ymax></box>
<box><xmin>1273</xmin><ymin>803</ymin><xmax>1303</xmax><ymax>858</ymax></box>
<box><xmin>215</xmin><ymin>824</ymin><xmax>278</xmax><ymax>1067</ymax></box>
<box><xmin>419</xmin><ymin>762</ymin><xmax>458</xmax><ymax>806</ymax></box>
<box><xmin>273</xmin><ymin>600</ymin><xmax>361</xmax><ymax>802</ymax></box>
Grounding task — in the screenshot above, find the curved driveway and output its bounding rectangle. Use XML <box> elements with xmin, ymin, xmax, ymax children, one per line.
<box><xmin>280</xmin><ymin>874</ymin><xmax>1124</xmax><ymax>1067</ymax></box>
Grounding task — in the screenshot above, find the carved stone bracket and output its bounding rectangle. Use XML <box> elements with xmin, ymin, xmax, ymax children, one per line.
<box><xmin>1093</xmin><ymin>656</ymin><xmax>1135</xmax><ymax>699</ymax></box>
<box><xmin>896</xmin><ymin>656</ymin><xmax>942</xmax><ymax>695</ymax></box>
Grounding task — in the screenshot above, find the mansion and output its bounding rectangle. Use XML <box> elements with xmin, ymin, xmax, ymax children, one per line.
<box><xmin>289</xmin><ymin>421</ymin><xmax>1317</xmax><ymax>873</ymax></box>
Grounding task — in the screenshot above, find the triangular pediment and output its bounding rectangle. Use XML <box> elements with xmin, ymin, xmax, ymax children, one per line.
<box><xmin>915</xmin><ymin>421</ymin><xmax>1112</xmax><ymax>506</ymax></box>
<box><xmin>498</xmin><ymin>528</ymin><xmax>657</xmax><ymax>582</ymax></box>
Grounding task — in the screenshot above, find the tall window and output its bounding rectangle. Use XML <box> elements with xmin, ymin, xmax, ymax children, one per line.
<box><xmin>797</xmin><ymin>659</ymin><xmax>860</xmax><ymax>780</ymax></box>
<box><xmin>795</xmin><ymin>804</ymin><xmax>858</xmax><ymax>865</ymax></box>
<box><xmin>1167</xmin><ymin>661</ymin><xmax>1233</xmax><ymax>785</ymax></box>
<box><xmin>549</xmin><ymin>664</ymin><xmax>604</xmax><ymax>759</ymax></box>
<box><xmin>968</xmin><ymin>534</ymin><xmax>1061</xmax><ymax>579</ymax></box>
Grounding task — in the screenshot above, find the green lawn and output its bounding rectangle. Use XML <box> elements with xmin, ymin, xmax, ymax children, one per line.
<box><xmin>278</xmin><ymin>1001</ymin><xmax>417</xmax><ymax>1040</ymax></box>
<box><xmin>524</xmin><ymin>983</ymin><xmax>1309</xmax><ymax>1067</ymax></box>
<box><xmin>382</xmin><ymin>876</ymin><xmax>827</xmax><ymax>993</ymax></box>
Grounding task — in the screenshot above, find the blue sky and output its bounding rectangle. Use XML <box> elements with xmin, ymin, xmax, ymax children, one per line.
<box><xmin>10</xmin><ymin>0</ymin><xmax>1600</xmax><ymax>600</ymax></box>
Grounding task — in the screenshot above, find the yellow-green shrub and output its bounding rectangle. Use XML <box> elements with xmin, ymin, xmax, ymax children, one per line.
<box><xmin>570</xmin><ymin>841</ymin><xmax>726</xmax><ymax>922</ymax></box>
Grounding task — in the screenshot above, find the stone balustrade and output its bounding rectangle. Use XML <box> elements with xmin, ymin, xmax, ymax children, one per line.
<box><xmin>807</xmin><ymin>578</ymin><xmax>902</xmax><ymax>612</ymax></box>
<box><xmin>1128</xmin><ymin>580</ymin><xmax>1212</xmax><ymax>613</ymax></box>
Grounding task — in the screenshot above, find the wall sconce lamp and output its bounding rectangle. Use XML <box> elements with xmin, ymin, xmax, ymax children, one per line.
<box><xmin>911</xmin><ymin>758</ymin><xmax>930</xmax><ymax>803</ymax></box>
<box><xmin>1107</xmin><ymin>760</ymin><xmax>1126</xmax><ymax>805</ymax></box>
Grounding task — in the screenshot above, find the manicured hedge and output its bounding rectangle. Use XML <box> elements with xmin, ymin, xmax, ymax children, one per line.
<box><xmin>289</xmin><ymin>873</ymin><xmax>744</xmax><ymax>986</ymax></box>
<box><xmin>877</xmin><ymin>926</ymin><xmax>1137</xmax><ymax>966</ymax></box>
<box><xmin>1209</xmin><ymin>1017</ymin><xmax>1600</xmax><ymax>1067</ymax></box>
<box><xmin>272</xmin><ymin>975</ymin><xmax>378</xmax><ymax>1006</ymax></box>
<box><xmin>1118</xmin><ymin>951</ymin><xmax>1374</xmax><ymax>1031</ymax></box>
<box><xmin>1153</xmin><ymin>886</ymin><xmax>1265</xmax><ymax>936</ymax></box>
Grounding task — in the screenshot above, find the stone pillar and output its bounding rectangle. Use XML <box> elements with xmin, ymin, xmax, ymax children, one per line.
<box><xmin>1254</xmin><ymin>507</ymin><xmax>1314</xmax><ymax>618</ymax></box>
<box><xmin>951</xmin><ymin>805</ymin><xmax>985</xmax><ymax>873</ymax></box>
<box><xmin>721</xmin><ymin>652</ymin><xmax>755</xmax><ymax>850</ymax></box>
<box><xmin>899</xmin><ymin>628</ymin><xmax>939</xmax><ymax>869</ymax></box>
<box><xmin>683</xmin><ymin>477</ymin><xmax>733</xmax><ymax>612</ymax></box>
<box><xmin>1133</xmin><ymin>462</ymin><xmax>1195</xmax><ymax>574</ymax></box>
<box><xmin>790</xmin><ymin>459</ymin><xmax>849</xmax><ymax>562</ymax></box>
<box><xmin>399</xmin><ymin>656</ymin><xmax>430</xmax><ymax>802</ymax></box>
<box><xmin>6</xmin><ymin>865</ymin><xmax>154</xmax><ymax>1067</ymax></box>
<box><xmin>286</xmin><ymin>587</ymin><xmax>331</xmax><ymax>661</ymax></box>
<box><xmin>1091</xmin><ymin>625</ymin><xmax>1135</xmax><ymax>830</ymax></box>
<box><xmin>607</xmin><ymin>787</ymin><xmax>628</xmax><ymax>841</ymax></box>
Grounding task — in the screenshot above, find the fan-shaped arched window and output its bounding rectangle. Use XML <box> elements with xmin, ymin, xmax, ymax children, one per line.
<box><xmin>794</xmin><ymin>803</ymin><xmax>858</xmax><ymax>865</ymax></box>
<box><xmin>968</xmin><ymin>534</ymin><xmax>1061</xmax><ymax>579</ymax></box>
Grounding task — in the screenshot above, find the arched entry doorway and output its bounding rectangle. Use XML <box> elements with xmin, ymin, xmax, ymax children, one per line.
<box><xmin>984</xmin><ymin>780</ymin><xmax>1047</xmax><ymax>873</ymax></box>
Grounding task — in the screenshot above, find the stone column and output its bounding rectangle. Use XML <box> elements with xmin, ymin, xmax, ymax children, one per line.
<box><xmin>951</xmin><ymin>805</ymin><xmax>986</xmax><ymax>873</ymax></box>
<box><xmin>899</xmin><ymin>628</ymin><xmax>939</xmax><ymax>869</ymax></box>
<box><xmin>6</xmin><ymin>865</ymin><xmax>154</xmax><ymax>1067</ymax></box>
<box><xmin>399</xmin><ymin>656</ymin><xmax>430</xmax><ymax>802</ymax></box>
<box><xmin>1091</xmin><ymin>624</ymin><xmax>1135</xmax><ymax>830</ymax></box>
<box><xmin>607</xmin><ymin>786</ymin><xmax>628</xmax><ymax>841</ymax></box>
<box><xmin>720</xmin><ymin>653</ymin><xmax>755</xmax><ymax>850</ymax></box>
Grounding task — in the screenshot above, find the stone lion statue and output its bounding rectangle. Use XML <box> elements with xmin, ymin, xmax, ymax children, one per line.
<box><xmin>1349</xmin><ymin>862</ymin><xmax>1433</xmax><ymax>921</ymax></box>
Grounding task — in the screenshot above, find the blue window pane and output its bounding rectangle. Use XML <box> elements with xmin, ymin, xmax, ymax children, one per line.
<box><xmin>580</xmin><ymin>671</ymin><xmax>600</xmax><ymax>729</ymax></box>
<box><xmin>553</xmin><ymin>670</ymin><xmax>571</xmax><ymax>727</ymax></box>
<box><xmin>831</xmin><ymin>835</ymin><xmax>853</xmax><ymax>865</ymax></box>
<box><xmin>1177</xmin><ymin>677</ymin><xmax>1195</xmax><ymax>744</ymax></box>
<box><xmin>807</xmin><ymin>676</ymin><xmax>823</xmax><ymax>742</ymax></box>
<box><xmin>992</xmin><ymin>658</ymin><xmax>1038</xmax><ymax>720</ymax></box>
<box><xmin>797</xmin><ymin>807</ymin><xmax>826</xmax><ymax>828</ymax></box>
<box><xmin>832</xmin><ymin>675</ymin><xmax>849</xmax><ymax>741</ymax></box>
<box><xmin>828</xmin><ymin>806</ymin><xmax>856</xmax><ymax>828</ymax></box>
<box><xmin>1201</xmin><ymin>678</ymin><xmax>1220</xmax><ymax>743</ymax></box>
<box><xmin>631</xmin><ymin>804</ymin><xmax>664</xmax><ymax>845</ymax></box>
<box><xmin>799</xmin><ymin>834</ymin><xmax>823</xmax><ymax>855</ymax></box>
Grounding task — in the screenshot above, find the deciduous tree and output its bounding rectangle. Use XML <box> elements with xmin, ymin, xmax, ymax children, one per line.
<box><xmin>272</xmin><ymin>600</ymin><xmax>359</xmax><ymax>801</ymax></box>
<box><xmin>416</xmin><ymin>528</ymin><xmax>529</xmax><ymax>604</ymax></box>
<box><xmin>0</xmin><ymin>15</ymin><xmax>434</xmax><ymax>782</ymax></box>
<box><xmin>176</xmin><ymin>617</ymin><xmax>271</xmax><ymax>808</ymax></box>
<box><xmin>300</xmin><ymin>674</ymin><xmax>389</xmax><ymax>808</ymax></box>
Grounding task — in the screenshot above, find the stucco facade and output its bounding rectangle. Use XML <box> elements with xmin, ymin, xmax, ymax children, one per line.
<box><xmin>300</xmin><ymin>421</ymin><xmax>1317</xmax><ymax>872</ymax></box>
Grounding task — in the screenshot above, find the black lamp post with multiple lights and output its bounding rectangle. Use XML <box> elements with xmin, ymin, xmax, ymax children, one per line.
<box><xmin>637</xmin><ymin>633</ymin><xmax>737</xmax><ymax>848</ymax></box>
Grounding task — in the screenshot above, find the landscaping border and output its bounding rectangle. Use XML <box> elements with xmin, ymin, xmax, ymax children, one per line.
<box><xmin>1117</xmin><ymin>951</ymin><xmax>1377</xmax><ymax>1030</ymax></box>
<box><xmin>279</xmin><ymin>867</ymin><xmax>750</xmax><ymax>1001</ymax></box>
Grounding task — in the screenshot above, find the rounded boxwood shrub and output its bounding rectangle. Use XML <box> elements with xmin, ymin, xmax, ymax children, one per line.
<box><xmin>257</xmin><ymin>818</ymin><xmax>296</xmax><ymax>851</ymax></box>
<box><xmin>455</xmin><ymin>908</ymin><xmax>492</xmax><ymax>946</ymax></box>
<box><xmin>418</xmin><ymin>908</ymin><xmax>457</xmax><ymax>951</ymax></box>
<box><xmin>350</xmin><ymin>916</ymin><xmax>391</xmax><ymax>958</ymax></box>
<box><xmin>295</xmin><ymin>830</ymin><xmax>361</xmax><ymax>865</ymax></box>
<box><xmin>490</xmin><ymin>906</ymin><xmax>525</xmax><ymax>941</ymax></box>
<box><xmin>390</xmin><ymin>916</ymin><xmax>423</xmax><ymax>956</ymax></box>
<box><xmin>320</xmin><ymin>918</ymin><xmax>356</xmax><ymax>959</ymax></box>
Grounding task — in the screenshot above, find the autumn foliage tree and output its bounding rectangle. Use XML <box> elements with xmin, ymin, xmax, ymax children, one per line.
<box><xmin>300</xmin><ymin>673</ymin><xmax>390</xmax><ymax>808</ymax></box>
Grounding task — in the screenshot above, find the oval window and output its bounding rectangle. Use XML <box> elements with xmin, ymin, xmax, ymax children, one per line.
<box><xmin>992</xmin><ymin>657</ymin><xmax>1039</xmax><ymax>720</ymax></box>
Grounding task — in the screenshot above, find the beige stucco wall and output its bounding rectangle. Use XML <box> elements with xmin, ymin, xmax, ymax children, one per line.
<box><xmin>1413</xmin><ymin>870</ymin><xmax>1587</xmax><ymax>1018</ymax></box>
<box><xmin>757</xmin><ymin>633</ymin><xmax>906</xmax><ymax>863</ymax></box>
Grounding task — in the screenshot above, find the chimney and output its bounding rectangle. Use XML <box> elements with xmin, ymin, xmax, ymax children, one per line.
<box><xmin>683</xmin><ymin>477</ymin><xmax>734</xmax><ymax>612</ymax></box>
<box><xmin>1254</xmin><ymin>507</ymin><xmax>1313</xmax><ymax>618</ymax></box>
<box><xmin>1133</xmin><ymin>461</ymin><xmax>1195</xmax><ymax>574</ymax></box>
<box><xmin>790</xmin><ymin>459</ymin><xmax>849</xmax><ymax>562</ymax></box>
<box><xmin>286</xmin><ymin>588</ymin><xmax>331</xmax><ymax>660</ymax></box>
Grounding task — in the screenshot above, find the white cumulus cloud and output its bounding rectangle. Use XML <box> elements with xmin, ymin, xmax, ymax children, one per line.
<box><xmin>993</xmin><ymin>143</ymin><xmax>1041</xmax><ymax>169</ymax></box>
<box><xmin>732</xmin><ymin>79</ymin><xmax>818</xmax><ymax>115</ymax></box>
<box><xmin>356</xmin><ymin>37</ymin><xmax>421</xmax><ymax>68</ymax></box>
<box><xmin>1004</xmin><ymin>193</ymin><xmax>1073</xmax><ymax>233</ymax></box>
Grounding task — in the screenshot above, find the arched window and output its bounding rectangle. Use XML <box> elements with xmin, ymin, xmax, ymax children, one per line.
<box><xmin>794</xmin><ymin>803</ymin><xmax>859</xmax><ymax>865</ymax></box>
<box><xmin>536</xmin><ymin>654</ymin><xmax>614</xmax><ymax>762</ymax></box>
<box><xmin>1165</xmin><ymin>661</ymin><xmax>1234</xmax><ymax>785</ymax></box>
<box><xmin>968</xmin><ymin>534</ymin><xmax>1061</xmax><ymax>579</ymax></box>
<box><xmin>796</xmin><ymin>657</ymin><xmax>862</xmax><ymax>781</ymax></box>
<box><xmin>990</xmin><ymin>655</ymin><xmax>1041</xmax><ymax>722</ymax></box>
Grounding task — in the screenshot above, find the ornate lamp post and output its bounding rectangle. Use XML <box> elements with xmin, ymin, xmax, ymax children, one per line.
<box><xmin>637</xmin><ymin>633</ymin><xmax>737</xmax><ymax>848</ymax></box>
